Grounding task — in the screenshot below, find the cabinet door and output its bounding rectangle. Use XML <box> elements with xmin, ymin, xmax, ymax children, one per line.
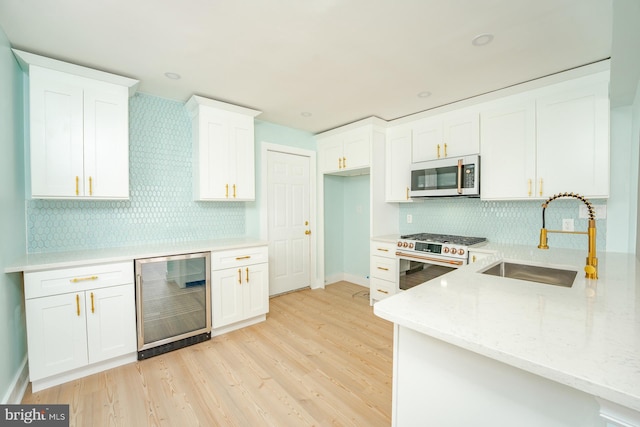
<box><xmin>243</xmin><ymin>263</ymin><xmax>269</xmax><ymax>319</ymax></box>
<box><xmin>386</xmin><ymin>128</ymin><xmax>413</xmax><ymax>202</ymax></box>
<box><xmin>228</xmin><ymin>114</ymin><xmax>256</xmax><ymax>200</ymax></box>
<box><xmin>25</xmin><ymin>293</ymin><xmax>88</xmax><ymax>381</ymax></box>
<box><xmin>318</xmin><ymin>135</ymin><xmax>344</xmax><ymax>173</ymax></box>
<box><xmin>443</xmin><ymin>111</ymin><xmax>479</xmax><ymax>158</ymax></box>
<box><xmin>86</xmin><ymin>285</ymin><xmax>136</xmax><ymax>364</ymax></box>
<box><xmin>196</xmin><ymin>108</ymin><xmax>231</xmax><ymax>200</ymax></box>
<box><xmin>212</xmin><ymin>267</ymin><xmax>244</xmax><ymax>328</ymax></box>
<box><xmin>412</xmin><ymin>117</ymin><xmax>442</xmax><ymax>162</ymax></box>
<box><xmin>342</xmin><ymin>129</ymin><xmax>370</xmax><ymax>171</ymax></box>
<box><xmin>536</xmin><ymin>79</ymin><xmax>610</xmax><ymax>198</ymax></box>
<box><xmin>480</xmin><ymin>97</ymin><xmax>536</xmax><ymax>199</ymax></box>
<box><xmin>83</xmin><ymin>80</ymin><xmax>130</xmax><ymax>199</ymax></box>
<box><xmin>29</xmin><ymin>66</ymin><xmax>85</xmax><ymax>198</ymax></box>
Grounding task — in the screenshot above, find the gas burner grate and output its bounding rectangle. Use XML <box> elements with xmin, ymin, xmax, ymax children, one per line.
<box><xmin>400</xmin><ymin>233</ymin><xmax>487</xmax><ymax>246</ymax></box>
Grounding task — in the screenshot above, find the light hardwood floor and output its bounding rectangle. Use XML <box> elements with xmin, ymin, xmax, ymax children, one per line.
<box><xmin>22</xmin><ymin>282</ymin><xmax>394</xmax><ymax>426</ymax></box>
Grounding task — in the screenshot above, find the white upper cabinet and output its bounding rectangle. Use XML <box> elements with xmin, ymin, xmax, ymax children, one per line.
<box><xmin>14</xmin><ymin>50</ymin><xmax>138</xmax><ymax>199</ymax></box>
<box><xmin>318</xmin><ymin>127</ymin><xmax>371</xmax><ymax>174</ymax></box>
<box><xmin>186</xmin><ymin>95</ymin><xmax>261</xmax><ymax>201</ymax></box>
<box><xmin>480</xmin><ymin>70</ymin><xmax>610</xmax><ymax>200</ymax></box>
<box><xmin>535</xmin><ymin>74</ymin><xmax>610</xmax><ymax>199</ymax></box>
<box><xmin>385</xmin><ymin>126</ymin><xmax>413</xmax><ymax>202</ymax></box>
<box><xmin>480</xmin><ymin>95</ymin><xmax>537</xmax><ymax>199</ymax></box>
<box><xmin>412</xmin><ymin>109</ymin><xmax>479</xmax><ymax>162</ymax></box>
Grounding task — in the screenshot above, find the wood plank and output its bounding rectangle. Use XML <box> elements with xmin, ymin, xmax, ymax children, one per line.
<box><xmin>21</xmin><ymin>281</ymin><xmax>393</xmax><ymax>426</ymax></box>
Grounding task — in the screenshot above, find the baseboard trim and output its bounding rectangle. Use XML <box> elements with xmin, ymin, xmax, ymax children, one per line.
<box><xmin>325</xmin><ymin>273</ymin><xmax>369</xmax><ymax>288</ymax></box>
<box><xmin>1</xmin><ymin>356</ymin><xmax>28</xmax><ymax>404</ymax></box>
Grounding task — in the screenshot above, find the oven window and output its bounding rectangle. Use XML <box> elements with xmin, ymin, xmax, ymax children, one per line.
<box><xmin>399</xmin><ymin>260</ymin><xmax>456</xmax><ymax>290</ymax></box>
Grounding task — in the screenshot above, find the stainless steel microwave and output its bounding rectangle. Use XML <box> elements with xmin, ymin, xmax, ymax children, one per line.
<box><xmin>410</xmin><ymin>154</ymin><xmax>480</xmax><ymax>198</ymax></box>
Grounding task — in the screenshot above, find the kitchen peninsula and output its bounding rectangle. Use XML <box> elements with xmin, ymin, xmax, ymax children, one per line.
<box><xmin>374</xmin><ymin>244</ymin><xmax>640</xmax><ymax>427</ymax></box>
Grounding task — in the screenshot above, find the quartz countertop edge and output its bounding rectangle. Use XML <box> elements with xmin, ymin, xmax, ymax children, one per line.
<box><xmin>5</xmin><ymin>238</ymin><xmax>268</xmax><ymax>273</ymax></box>
<box><xmin>373</xmin><ymin>243</ymin><xmax>640</xmax><ymax>413</ymax></box>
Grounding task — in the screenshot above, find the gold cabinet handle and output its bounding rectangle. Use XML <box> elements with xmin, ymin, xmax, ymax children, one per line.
<box><xmin>225</xmin><ymin>184</ymin><xmax>229</xmax><ymax>198</ymax></box>
<box><xmin>343</xmin><ymin>157</ymin><xmax>346</xmax><ymax>168</ymax></box>
<box><xmin>235</xmin><ymin>255</ymin><xmax>251</xmax><ymax>260</ymax></box>
<box><xmin>437</xmin><ymin>144</ymin><xmax>441</xmax><ymax>158</ymax></box>
<box><xmin>377</xmin><ymin>267</ymin><xmax>389</xmax><ymax>271</ymax></box>
<box><xmin>528</xmin><ymin>179</ymin><xmax>532</xmax><ymax>197</ymax></box>
<box><xmin>233</xmin><ymin>184</ymin><xmax>236</xmax><ymax>198</ymax></box>
<box><xmin>444</xmin><ymin>143</ymin><xmax>447</xmax><ymax>157</ymax></box>
<box><xmin>89</xmin><ymin>176</ymin><xmax>93</xmax><ymax>196</ymax></box>
<box><xmin>75</xmin><ymin>176</ymin><xmax>79</xmax><ymax>196</ymax></box>
<box><xmin>238</xmin><ymin>268</ymin><xmax>242</xmax><ymax>284</ymax></box>
<box><xmin>70</xmin><ymin>275</ymin><xmax>98</xmax><ymax>283</ymax></box>
<box><xmin>245</xmin><ymin>267</ymin><xmax>249</xmax><ymax>283</ymax></box>
<box><xmin>377</xmin><ymin>289</ymin><xmax>389</xmax><ymax>294</ymax></box>
<box><xmin>472</xmin><ymin>255</ymin><xmax>477</xmax><ymax>263</ymax></box>
<box><xmin>406</xmin><ymin>187</ymin><xmax>409</xmax><ymax>200</ymax></box>
<box><xmin>76</xmin><ymin>294</ymin><xmax>81</xmax><ymax>316</ymax></box>
<box><xmin>539</xmin><ymin>178</ymin><xmax>543</xmax><ymax>197</ymax></box>
<box><xmin>338</xmin><ymin>158</ymin><xmax>342</xmax><ymax>169</ymax></box>
<box><xmin>376</xmin><ymin>248</ymin><xmax>389</xmax><ymax>252</ymax></box>
<box><xmin>90</xmin><ymin>292</ymin><xmax>95</xmax><ymax>313</ymax></box>
<box><xmin>305</xmin><ymin>230</ymin><xmax>311</xmax><ymax>235</ymax></box>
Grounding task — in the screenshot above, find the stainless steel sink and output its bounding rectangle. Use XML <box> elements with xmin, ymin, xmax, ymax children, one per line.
<box><xmin>480</xmin><ymin>262</ymin><xmax>578</xmax><ymax>287</ymax></box>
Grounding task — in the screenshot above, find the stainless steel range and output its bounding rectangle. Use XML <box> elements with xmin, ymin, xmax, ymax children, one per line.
<box><xmin>396</xmin><ymin>233</ymin><xmax>487</xmax><ymax>290</ymax></box>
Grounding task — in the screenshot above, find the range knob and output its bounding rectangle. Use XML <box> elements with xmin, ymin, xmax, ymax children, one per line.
<box><xmin>443</xmin><ymin>247</ymin><xmax>450</xmax><ymax>254</ymax></box>
<box><xmin>403</xmin><ymin>242</ymin><xmax>409</xmax><ymax>248</ymax></box>
<box><xmin>451</xmin><ymin>248</ymin><xmax>458</xmax><ymax>255</ymax></box>
<box><xmin>397</xmin><ymin>242</ymin><xmax>402</xmax><ymax>248</ymax></box>
<box><xmin>408</xmin><ymin>243</ymin><xmax>414</xmax><ymax>249</ymax></box>
<box><xmin>459</xmin><ymin>249</ymin><xmax>465</xmax><ymax>256</ymax></box>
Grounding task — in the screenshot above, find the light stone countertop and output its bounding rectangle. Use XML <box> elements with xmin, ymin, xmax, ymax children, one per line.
<box><xmin>373</xmin><ymin>242</ymin><xmax>640</xmax><ymax>413</ymax></box>
<box><xmin>4</xmin><ymin>237</ymin><xmax>268</xmax><ymax>273</ymax></box>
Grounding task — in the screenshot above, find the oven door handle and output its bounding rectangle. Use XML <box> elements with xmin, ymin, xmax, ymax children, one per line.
<box><xmin>396</xmin><ymin>251</ymin><xmax>464</xmax><ymax>266</ymax></box>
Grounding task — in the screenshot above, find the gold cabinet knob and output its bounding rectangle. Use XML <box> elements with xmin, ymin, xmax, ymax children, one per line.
<box><xmin>305</xmin><ymin>230</ymin><xmax>311</xmax><ymax>235</ymax></box>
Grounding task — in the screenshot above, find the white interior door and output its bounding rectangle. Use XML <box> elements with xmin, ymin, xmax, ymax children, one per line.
<box><xmin>267</xmin><ymin>150</ymin><xmax>311</xmax><ymax>295</ymax></box>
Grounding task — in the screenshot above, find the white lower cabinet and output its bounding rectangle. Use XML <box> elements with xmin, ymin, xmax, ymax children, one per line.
<box><xmin>468</xmin><ymin>249</ymin><xmax>497</xmax><ymax>264</ymax></box>
<box><xmin>24</xmin><ymin>262</ymin><xmax>136</xmax><ymax>391</ymax></box>
<box><xmin>370</xmin><ymin>241</ymin><xmax>398</xmax><ymax>304</ymax></box>
<box><xmin>211</xmin><ymin>246</ymin><xmax>269</xmax><ymax>335</ymax></box>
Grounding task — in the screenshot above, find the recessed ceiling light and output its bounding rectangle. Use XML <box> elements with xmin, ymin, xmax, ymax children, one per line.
<box><xmin>472</xmin><ymin>33</ymin><xmax>494</xmax><ymax>47</ymax></box>
<box><xmin>164</xmin><ymin>72</ymin><xmax>181</xmax><ymax>80</ymax></box>
<box><xmin>417</xmin><ymin>91</ymin><xmax>432</xmax><ymax>98</ymax></box>
<box><xmin>301</xmin><ymin>112</ymin><xmax>312</xmax><ymax>117</ymax></box>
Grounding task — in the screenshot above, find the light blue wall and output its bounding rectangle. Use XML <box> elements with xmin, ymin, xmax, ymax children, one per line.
<box><xmin>0</xmin><ymin>27</ymin><xmax>27</xmax><ymax>402</ymax></box>
<box><xmin>343</xmin><ymin>175</ymin><xmax>370</xmax><ymax>280</ymax></box>
<box><xmin>324</xmin><ymin>175</ymin><xmax>345</xmax><ymax>278</ymax></box>
<box><xmin>26</xmin><ymin>94</ymin><xmax>246</xmax><ymax>253</ymax></box>
<box><xmin>324</xmin><ymin>175</ymin><xmax>370</xmax><ymax>281</ymax></box>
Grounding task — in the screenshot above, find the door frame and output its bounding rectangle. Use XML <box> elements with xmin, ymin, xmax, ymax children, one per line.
<box><xmin>260</xmin><ymin>143</ymin><xmax>320</xmax><ymax>290</ymax></box>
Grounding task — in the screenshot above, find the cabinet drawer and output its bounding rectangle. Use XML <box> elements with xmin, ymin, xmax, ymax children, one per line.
<box><xmin>211</xmin><ymin>246</ymin><xmax>269</xmax><ymax>270</ymax></box>
<box><xmin>370</xmin><ymin>241</ymin><xmax>397</xmax><ymax>258</ymax></box>
<box><xmin>24</xmin><ymin>261</ymin><xmax>134</xmax><ymax>300</ymax></box>
<box><xmin>371</xmin><ymin>255</ymin><xmax>397</xmax><ymax>282</ymax></box>
<box><xmin>370</xmin><ymin>277</ymin><xmax>396</xmax><ymax>302</ymax></box>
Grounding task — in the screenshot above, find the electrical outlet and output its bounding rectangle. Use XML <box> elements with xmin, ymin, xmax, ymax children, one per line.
<box><xmin>562</xmin><ymin>218</ymin><xmax>574</xmax><ymax>232</ymax></box>
<box><xmin>407</xmin><ymin>214</ymin><xmax>413</xmax><ymax>224</ymax></box>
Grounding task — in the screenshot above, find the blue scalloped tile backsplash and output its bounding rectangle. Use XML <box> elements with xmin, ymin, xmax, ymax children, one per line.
<box><xmin>26</xmin><ymin>93</ymin><xmax>244</xmax><ymax>253</ymax></box>
<box><xmin>399</xmin><ymin>198</ymin><xmax>607</xmax><ymax>251</ymax></box>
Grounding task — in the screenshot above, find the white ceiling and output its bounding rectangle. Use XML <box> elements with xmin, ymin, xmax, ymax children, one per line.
<box><xmin>0</xmin><ymin>0</ymin><xmax>614</xmax><ymax>134</ymax></box>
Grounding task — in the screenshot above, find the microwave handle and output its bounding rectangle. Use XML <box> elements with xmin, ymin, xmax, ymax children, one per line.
<box><xmin>457</xmin><ymin>159</ymin><xmax>463</xmax><ymax>194</ymax></box>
